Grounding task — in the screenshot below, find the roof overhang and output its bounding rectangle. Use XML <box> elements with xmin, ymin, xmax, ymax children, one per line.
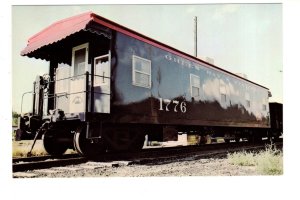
<box><xmin>20</xmin><ymin>11</ymin><xmax>111</xmax><ymax>59</ymax></box>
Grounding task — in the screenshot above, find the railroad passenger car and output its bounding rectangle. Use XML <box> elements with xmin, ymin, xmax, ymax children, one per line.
<box><xmin>18</xmin><ymin>12</ymin><xmax>278</xmax><ymax>156</ymax></box>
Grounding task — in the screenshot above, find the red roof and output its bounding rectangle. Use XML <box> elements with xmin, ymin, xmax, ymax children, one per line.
<box><xmin>21</xmin><ymin>12</ymin><xmax>94</xmax><ymax>56</ymax></box>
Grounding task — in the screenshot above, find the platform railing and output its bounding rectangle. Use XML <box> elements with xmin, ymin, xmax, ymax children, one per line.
<box><xmin>42</xmin><ymin>71</ymin><xmax>110</xmax><ymax>114</ymax></box>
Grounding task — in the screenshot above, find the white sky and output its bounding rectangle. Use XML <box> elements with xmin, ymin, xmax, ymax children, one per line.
<box><xmin>11</xmin><ymin>4</ymin><xmax>283</xmax><ymax>113</ymax></box>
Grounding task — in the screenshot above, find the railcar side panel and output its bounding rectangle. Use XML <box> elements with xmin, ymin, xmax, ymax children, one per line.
<box><xmin>108</xmin><ymin>32</ymin><xmax>270</xmax><ymax>128</ymax></box>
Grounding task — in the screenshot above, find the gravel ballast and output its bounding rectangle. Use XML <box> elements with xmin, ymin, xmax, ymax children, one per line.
<box><xmin>14</xmin><ymin>156</ymin><xmax>260</xmax><ymax>178</ymax></box>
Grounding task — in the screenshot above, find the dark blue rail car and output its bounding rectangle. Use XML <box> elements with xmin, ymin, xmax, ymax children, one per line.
<box><xmin>112</xmin><ymin>32</ymin><xmax>270</xmax><ymax>127</ymax></box>
<box><xmin>18</xmin><ymin>12</ymin><xmax>276</xmax><ymax>156</ymax></box>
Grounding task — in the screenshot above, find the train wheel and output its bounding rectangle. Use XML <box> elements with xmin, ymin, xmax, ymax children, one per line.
<box><xmin>42</xmin><ymin>129</ymin><xmax>68</xmax><ymax>156</ymax></box>
<box><xmin>103</xmin><ymin>127</ymin><xmax>145</xmax><ymax>152</ymax></box>
<box><xmin>271</xmin><ymin>135</ymin><xmax>279</xmax><ymax>142</ymax></box>
<box><xmin>224</xmin><ymin>139</ymin><xmax>230</xmax><ymax>143</ymax></box>
<box><xmin>199</xmin><ymin>135</ymin><xmax>212</xmax><ymax>144</ymax></box>
<box><xmin>205</xmin><ymin>135</ymin><xmax>212</xmax><ymax>144</ymax></box>
<box><xmin>73</xmin><ymin>129</ymin><xmax>106</xmax><ymax>157</ymax></box>
<box><xmin>129</xmin><ymin>133</ymin><xmax>145</xmax><ymax>151</ymax></box>
<box><xmin>248</xmin><ymin>135</ymin><xmax>261</xmax><ymax>143</ymax></box>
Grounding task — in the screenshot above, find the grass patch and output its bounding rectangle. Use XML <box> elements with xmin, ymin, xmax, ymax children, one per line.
<box><xmin>256</xmin><ymin>146</ymin><xmax>283</xmax><ymax>175</ymax></box>
<box><xmin>13</xmin><ymin>140</ymin><xmax>48</xmax><ymax>157</ymax></box>
<box><xmin>227</xmin><ymin>144</ymin><xmax>283</xmax><ymax>175</ymax></box>
<box><xmin>13</xmin><ymin>147</ymin><xmax>49</xmax><ymax>157</ymax></box>
<box><xmin>227</xmin><ymin>151</ymin><xmax>256</xmax><ymax>166</ymax></box>
<box><xmin>12</xmin><ymin>140</ymin><xmax>76</xmax><ymax>157</ymax></box>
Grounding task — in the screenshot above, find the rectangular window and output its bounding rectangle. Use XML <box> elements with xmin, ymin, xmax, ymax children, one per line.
<box><xmin>262</xmin><ymin>98</ymin><xmax>267</xmax><ymax>111</ymax></box>
<box><xmin>245</xmin><ymin>93</ymin><xmax>251</xmax><ymax>108</ymax></box>
<box><xmin>220</xmin><ymin>84</ymin><xmax>226</xmax><ymax>103</ymax></box>
<box><xmin>55</xmin><ymin>65</ymin><xmax>70</xmax><ymax>94</ymax></box>
<box><xmin>190</xmin><ymin>74</ymin><xmax>200</xmax><ymax>98</ymax></box>
<box><xmin>132</xmin><ymin>55</ymin><xmax>151</xmax><ymax>88</ymax></box>
<box><xmin>221</xmin><ymin>93</ymin><xmax>227</xmax><ymax>103</ymax></box>
<box><xmin>246</xmin><ymin>100</ymin><xmax>251</xmax><ymax>108</ymax></box>
<box><xmin>72</xmin><ymin>43</ymin><xmax>88</xmax><ymax>76</ymax></box>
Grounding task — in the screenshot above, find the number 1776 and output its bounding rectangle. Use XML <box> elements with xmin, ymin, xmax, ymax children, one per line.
<box><xmin>158</xmin><ymin>98</ymin><xmax>187</xmax><ymax>113</ymax></box>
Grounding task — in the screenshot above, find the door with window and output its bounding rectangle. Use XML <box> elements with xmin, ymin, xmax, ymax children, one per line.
<box><xmin>93</xmin><ymin>53</ymin><xmax>111</xmax><ymax>113</ymax></box>
<box><xmin>69</xmin><ymin>43</ymin><xmax>89</xmax><ymax>113</ymax></box>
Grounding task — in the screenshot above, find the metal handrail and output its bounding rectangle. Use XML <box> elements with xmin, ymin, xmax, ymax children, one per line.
<box><xmin>46</xmin><ymin>57</ymin><xmax>112</xmax><ymax>112</ymax></box>
<box><xmin>55</xmin><ymin>73</ymin><xmax>110</xmax><ymax>82</ymax></box>
<box><xmin>21</xmin><ymin>91</ymin><xmax>33</xmax><ymax>114</ymax></box>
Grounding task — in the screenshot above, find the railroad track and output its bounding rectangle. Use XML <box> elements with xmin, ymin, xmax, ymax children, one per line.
<box><xmin>13</xmin><ymin>153</ymin><xmax>81</xmax><ymax>163</ymax></box>
<box><xmin>13</xmin><ymin>140</ymin><xmax>282</xmax><ymax>176</ymax></box>
<box><xmin>129</xmin><ymin>140</ymin><xmax>283</xmax><ymax>165</ymax></box>
<box><xmin>13</xmin><ymin>154</ymin><xmax>86</xmax><ymax>172</ymax></box>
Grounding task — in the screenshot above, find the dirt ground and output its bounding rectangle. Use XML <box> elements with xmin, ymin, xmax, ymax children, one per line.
<box><xmin>82</xmin><ymin>158</ymin><xmax>259</xmax><ymax>177</ymax></box>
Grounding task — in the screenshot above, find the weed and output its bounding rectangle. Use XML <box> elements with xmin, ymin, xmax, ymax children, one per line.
<box><xmin>227</xmin><ymin>144</ymin><xmax>283</xmax><ymax>175</ymax></box>
<box><xmin>228</xmin><ymin>151</ymin><xmax>257</xmax><ymax>166</ymax></box>
<box><xmin>12</xmin><ymin>141</ymin><xmax>48</xmax><ymax>157</ymax></box>
<box><xmin>12</xmin><ymin>140</ymin><xmax>76</xmax><ymax>157</ymax></box>
<box><xmin>256</xmin><ymin>145</ymin><xmax>283</xmax><ymax>175</ymax></box>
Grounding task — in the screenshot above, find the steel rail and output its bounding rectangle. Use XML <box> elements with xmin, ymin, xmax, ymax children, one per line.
<box><xmin>13</xmin><ymin>153</ymin><xmax>80</xmax><ymax>163</ymax></box>
<box><xmin>13</xmin><ymin>157</ymin><xmax>87</xmax><ymax>172</ymax></box>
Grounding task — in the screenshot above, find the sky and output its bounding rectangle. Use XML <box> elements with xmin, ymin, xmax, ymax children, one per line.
<box><xmin>11</xmin><ymin>4</ymin><xmax>283</xmax><ymax>113</ymax></box>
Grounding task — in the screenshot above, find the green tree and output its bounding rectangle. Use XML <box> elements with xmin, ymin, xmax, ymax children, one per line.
<box><xmin>12</xmin><ymin>111</ymin><xmax>20</xmax><ymax>126</ymax></box>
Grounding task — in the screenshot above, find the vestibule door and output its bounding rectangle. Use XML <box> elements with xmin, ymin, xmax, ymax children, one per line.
<box><xmin>69</xmin><ymin>43</ymin><xmax>89</xmax><ymax>113</ymax></box>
